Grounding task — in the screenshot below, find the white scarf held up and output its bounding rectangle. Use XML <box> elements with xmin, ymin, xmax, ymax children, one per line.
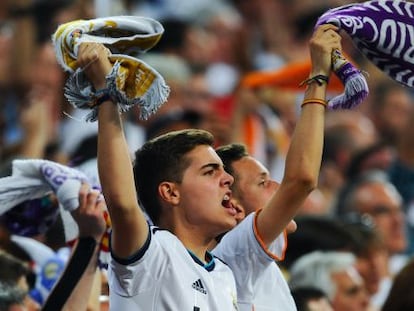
<box><xmin>52</xmin><ymin>16</ymin><xmax>170</xmax><ymax>121</ymax></box>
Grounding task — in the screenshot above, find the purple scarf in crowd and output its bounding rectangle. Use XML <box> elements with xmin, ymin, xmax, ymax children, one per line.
<box><xmin>316</xmin><ymin>0</ymin><xmax>414</xmax><ymax>88</ymax></box>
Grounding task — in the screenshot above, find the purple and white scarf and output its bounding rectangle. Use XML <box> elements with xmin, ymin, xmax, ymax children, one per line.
<box><xmin>316</xmin><ymin>0</ymin><xmax>414</xmax><ymax>88</ymax></box>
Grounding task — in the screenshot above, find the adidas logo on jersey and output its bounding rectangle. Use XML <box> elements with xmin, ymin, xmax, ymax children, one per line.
<box><xmin>192</xmin><ymin>279</ymin><xmax>207</xmax><ymax>294</ymax></box>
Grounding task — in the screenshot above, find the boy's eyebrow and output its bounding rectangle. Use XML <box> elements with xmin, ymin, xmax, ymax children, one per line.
<box><xmin>200</xmin><ymin>163</ymin><xmax>221</xmax><ymax>171</ymax></box>
<box><xmin>253</xmin><ymin>171</ymin><xmax>269</xmax><ymax>180</ymax></box>
<box><xmin>259</xmin><ymin>171</ymin><xmax>268</xmax><ymax>178</ymax></box>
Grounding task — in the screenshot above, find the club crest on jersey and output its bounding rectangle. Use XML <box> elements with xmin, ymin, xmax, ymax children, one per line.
<box><xmin>192</xmin><ymin>279</ymin><xmax>207</xmax><ymax>294</ymax></box>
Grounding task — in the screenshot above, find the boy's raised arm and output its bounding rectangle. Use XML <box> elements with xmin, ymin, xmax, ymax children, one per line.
<box><xmin>77</xmin><ymin>42</ymin><xmax>149</xmax><ymax>258</ymax></box>
<box><xmin>257</xmin><ymin>25</ymin><xmax>342</xmax><ymax>245</ymax></box>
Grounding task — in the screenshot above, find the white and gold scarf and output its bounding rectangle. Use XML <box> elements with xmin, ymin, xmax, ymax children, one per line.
<box><xmin>52</xmin><ymin>16</ymin><xmax>170</xmax><ymax>121</ymax></box>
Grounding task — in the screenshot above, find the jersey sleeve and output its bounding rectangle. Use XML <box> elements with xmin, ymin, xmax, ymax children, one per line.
<box><xmin>108</xmin><ymin>226</ymin><xmax>172</xmax><ymax>297</ymax></box>
<box><xmin>253</xmin><ymin>209</ymin><xmax>288</xmax><ymax>261</ymax></box>
<box><xmin>213</xmin><ymin>211</ymin><xmax>287</xmax><ymax>263</ymax></box>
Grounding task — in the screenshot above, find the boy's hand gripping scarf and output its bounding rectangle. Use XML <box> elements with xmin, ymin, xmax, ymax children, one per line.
<box><xmin>0</xmin><ymin>159</ymin><xmax>111</xmax><ymax>269</ymax></box>
<box><xmin>52</xmin><ymin>16</ymin><xmax>170</xmax><ymax>121</ymax></box>
<box><xmin>316</xmin><ymin>0</ymin><xmax>414</xmax><ymax>88</ymax></box>
<box><xmin>240</xmin><ymin>52</ymin><xmax>369</xmax><ymax>110</ymax></box>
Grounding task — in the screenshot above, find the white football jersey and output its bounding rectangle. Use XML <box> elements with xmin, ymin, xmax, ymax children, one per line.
<box><xmin>108</xmin><ymin>227</ymin><xmax>239</xmax><ymax>310</ymax></box>
<box><xmin>212</xmin><ymin>212</ymin><xmax>297</xmax><ymax>311</ymax></box>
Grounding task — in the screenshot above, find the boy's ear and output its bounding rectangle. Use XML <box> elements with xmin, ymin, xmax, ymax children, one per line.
<box><xmin>159</xmin><ymin>182</ymin><xmax>180</xmax><ymax>204</ymax></box>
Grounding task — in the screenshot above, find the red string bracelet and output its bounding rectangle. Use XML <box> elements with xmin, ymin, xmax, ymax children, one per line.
<box><xmin>300</xmin><ymin>99</ymin><xmax>327</xmax><ymax>109</ymax></box>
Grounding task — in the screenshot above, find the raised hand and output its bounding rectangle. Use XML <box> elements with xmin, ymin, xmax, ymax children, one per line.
<box><xmin>71</xmin><ymin>183</ymin><xmax>106</xmax><ymax>242</ymax></box>
<box><xmin>76</xmin><ymin>43</ymin><xmax>112</xmax><ymax>90</ymax></box>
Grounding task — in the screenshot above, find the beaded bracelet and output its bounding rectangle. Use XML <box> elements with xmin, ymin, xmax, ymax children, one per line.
<box><xmin>300</xmin><ymin>99</ymin><xmax>327</xmax><ymax>109</ymax></box>
<box><xmin>299</xmin><ymin>75</ymin><xmax>330</xmax><ymax>87</ymax></box>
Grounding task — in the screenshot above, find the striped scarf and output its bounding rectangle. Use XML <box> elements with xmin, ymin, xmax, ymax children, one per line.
<box><xmin>316</xmin><ymin>0</ymin><xmax>414</xmax><ymax>87</ymax></box>
<box><xmin>52</xmin><ymin>16</ymin><xmax>170</xmax><ymax>121</ymax></box>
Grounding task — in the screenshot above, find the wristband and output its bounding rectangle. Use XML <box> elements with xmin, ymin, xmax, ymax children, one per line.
<box><xmin>90</xmin><ymin>88</ymin><xmax>112</xmax><ymax>107</ymax></box>
<box><xmin>77</xmin><ymin>236</ymin><xmax>98</xmax><ymax>249</ymax></box>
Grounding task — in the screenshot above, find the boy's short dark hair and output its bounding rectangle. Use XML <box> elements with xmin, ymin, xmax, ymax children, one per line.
<box><xmin>215</xmin><ymin>143</ymin><xmax>249</xmax><ymax>195</ymax></box>
<box><xmin>215</xmin><ymin>143</ymin><xmax>249</xmax><ymax>177</ymax></box>
<box><xmin>133</xmin><ymin>129</ymin><xmax>214</xmax><ymax>224</ymax></box>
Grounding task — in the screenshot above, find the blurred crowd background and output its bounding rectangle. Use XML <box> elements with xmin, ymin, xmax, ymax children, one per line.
<box><xmin>1</xmin><ymin>0</ymin><xmax>414</xmax><ymax>310</ymax></box>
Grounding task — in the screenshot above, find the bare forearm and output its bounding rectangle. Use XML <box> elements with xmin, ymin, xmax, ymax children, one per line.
<box><xmin>97</xmin><ymin>102</ymin><xmax>137</xmax><ymax>208</ymax></box>
<box><xmin>77</xmin><ymin>42</ymin><xmax>149</xmax><ymax>257</ymax></box>
<box><xmin>259</xmin><ymin>84</ymin><xmax>326</xmax><ymax>243</ymax></box>
<box><xmin>283</xmin><ymin>83</ymin><xmax>326</xmax><ymax>186</ymax></box>
<box><xmin>256</xmin><ymin>24</ymin><xmax>340</xmax><ymax>244</ymax></box>
<box><xmin>97</xmin><ymin>101</ymin><xmax>148</xmax><ymax>255</ymax></box>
